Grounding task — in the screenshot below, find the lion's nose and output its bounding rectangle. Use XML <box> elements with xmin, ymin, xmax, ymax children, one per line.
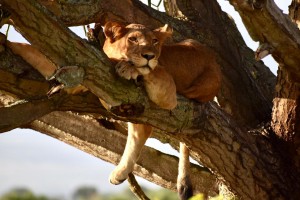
<box><xmin>141</xmin><ymin>53</ymin><xmax>155</xmax><ymax>60</ymax></box>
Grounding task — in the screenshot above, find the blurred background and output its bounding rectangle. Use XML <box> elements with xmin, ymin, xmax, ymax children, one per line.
<box><xmin>0</xmin><ymin>0</ymin><xmax>290</xmax><ymax>199</ymax></box>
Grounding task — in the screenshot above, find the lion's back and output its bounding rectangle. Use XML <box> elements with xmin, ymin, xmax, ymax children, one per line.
<box><xmin>159</xmin><ymin>39</ymin><xmax>221</xmax><ymax>102</ymax></box>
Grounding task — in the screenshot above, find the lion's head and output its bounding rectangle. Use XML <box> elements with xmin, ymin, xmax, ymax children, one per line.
<box><xmin>103</xmin><ymin>21</ymin><xmax>172</xmax><ymax>75</ymax></box>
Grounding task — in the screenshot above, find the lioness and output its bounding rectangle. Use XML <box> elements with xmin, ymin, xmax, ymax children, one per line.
<box><xmin>6</xmin><ymin>21</ymin><xmax>221</xmax><ymax>200</ymax></box>
<box><xmin>103</xmin><ymin>21</ymin><xmax>221</xmax><ymax>199</ymax></box>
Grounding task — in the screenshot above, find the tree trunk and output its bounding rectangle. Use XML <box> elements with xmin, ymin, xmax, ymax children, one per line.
<box><xmin>272</xmin><ymin>67</ymin><xmax>300</xmax><ymax>139</ymax></box>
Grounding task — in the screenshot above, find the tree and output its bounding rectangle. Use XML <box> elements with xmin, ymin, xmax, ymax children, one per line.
<box><xmin>73</xmin><ymin>186</ymin><xmax>101</xmax><ymax>200</ymax></box>
<box><xmin>0</xmin><ymin>188</ymin><xmax>49</xmax><ymax>200</ymax></box>
<box><xmin>0</xmin><ymin>0</ymin><xmax>299</xmax><ymax>199</ymax></box>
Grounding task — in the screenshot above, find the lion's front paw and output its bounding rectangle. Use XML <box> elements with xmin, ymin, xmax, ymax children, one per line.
<box><xmin>109</xmin><ymin>167</ymin><xmax>128</xmax><ymax>185</ymax></box>
<box><xmin>115</xmin><ymin>60</ymin><xmax>140</xmax><ymax>80</ymax></box>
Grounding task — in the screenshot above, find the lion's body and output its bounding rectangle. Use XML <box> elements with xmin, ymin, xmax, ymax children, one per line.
<box><xmin>7</xmin><ymin>22</ymin><xmax>221</xmax><ymax>200</ymax></box>
<box><xmin>103</xmin><ymin>22</ymin><xmax>222</xmax><ymax>200</ymax></box>
<box><xmin>159</xmin><ymin>39</ymin><xmax>221</xmax><ymax>102</ymax></box>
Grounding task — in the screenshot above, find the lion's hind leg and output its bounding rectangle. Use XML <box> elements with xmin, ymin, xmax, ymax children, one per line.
<box><xmin>177</xmin><ymin>142</ymin><xmax>193</xmax><ymax>200</ymax></box>
<box><xmin>6</xmin><ymin>42</ymin><xmax>57</xmax><ymax>78</ymax></box>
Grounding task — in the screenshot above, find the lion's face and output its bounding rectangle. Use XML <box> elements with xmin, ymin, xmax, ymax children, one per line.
<box><xmin>103</xmin><ymin>22</ymin><xmax>172</xmax><ymax>75</ymax></box>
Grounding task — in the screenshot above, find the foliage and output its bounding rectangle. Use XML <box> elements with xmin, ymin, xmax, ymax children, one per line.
<box><xmin>0</xmin><ymin>187</ymin><xmax>180</xmax><ymax>200</ymax></box>
<box><xmin>73</xmin><ymin>186</ymin><xmax>102</xmax><ymax>200</ymax></box>
<box><xmin>101</xmin><ymin>188</ymin><xmax>178</xmax><ymax>200</ymax></box>
<box><xmin>146</xmin><ymin>188</ymin><xmax>178</xmax><ymax>200</ymax></box>
<box><xmin>0</xmin><ymin>188</ymin><xmax>49</xmax><ymax>200</ymax></box>
<box><xmin>188</xmin><ymin>194</ymin><xmax>204</xmax><ymax>200</ymax></box>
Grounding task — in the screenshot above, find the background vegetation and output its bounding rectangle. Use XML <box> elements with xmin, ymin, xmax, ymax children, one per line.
<box><xmin>0</xmin><ymin>187</ymin><xmax>179</xmax><ymax>200</ymax></box>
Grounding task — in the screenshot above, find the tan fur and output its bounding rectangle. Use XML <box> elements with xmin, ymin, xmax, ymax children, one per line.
<box><xmin>7</xmin><ymin>42</ymin><xmax>88</xmax><ymax>94</ymax></box>
<box><xmin>7</xmin><ymin>41</ymin><xmax>57</xmax><ymax>79</ymax></box>
<box><xmin>103</xmin><ymin>21</ymin><xmax>221</xmax><ymax>200</ymax></box>
<box><xmin>160</xmin><ymin>39</ymin><xmax>221</xmax><ymax>102</ymax></box>
<box><xmin>103</xmin><ymin>22</ymin><xmax>177</xmax><ymax>109</ymax></box>
<box><xmin>109</xmin><ymin>123</ymin><xmax>153</xmax><ymax>184</ymax></box>
<box><xmin>103</xmin><ymin>22</ymin><xmax>221</xmax><ymax>104</ymax></box>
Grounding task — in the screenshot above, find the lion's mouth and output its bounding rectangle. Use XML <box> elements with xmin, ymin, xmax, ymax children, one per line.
<box><xmin>128</xmin><ymin>60</ymin><xmax>153</xmax><ymax>71</ymax></box>
<box><xmin>128</xmin><ymin>61</ymin><xmax>151</xmax><ymax>69</ymax></box>
<box><xmin>136</xmin><ymin>64</ymin><xmax>152</xmax><ymax>70</ymax></box>
<box><xmin>128</xmin><ymin>59</ymin><xmax>157</xmax><ymax>75</ymax></box>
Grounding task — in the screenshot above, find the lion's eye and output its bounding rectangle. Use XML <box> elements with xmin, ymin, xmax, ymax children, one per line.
<box><xmin>152</xmin><ymin>39</ymin><xmax>159</xmax><ymax>44</ymax></box>
<box><xmin>128</xmin><ymin>37</ymin><xmax>138</xmax><ymax>43</ymax></box>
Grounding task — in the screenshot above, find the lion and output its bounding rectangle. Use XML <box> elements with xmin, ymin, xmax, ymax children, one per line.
<box><xmin>6</xmin><ymin>21</ymin><xmax>221</xmax><ymax>200</ymax></box>
<box><xmin>102</xmin><ymin>21</ymin><xmax>221</xmax><ymax>200</ymax></box>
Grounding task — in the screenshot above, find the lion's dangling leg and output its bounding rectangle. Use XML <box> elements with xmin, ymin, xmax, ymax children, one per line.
<box><xmin>177</xmin><ymin>142</ymin><xmax>193</xmax><ymax>200</ymax></box>
<box><xmin>109</xmin><ymin>123</ymin><xmax>152</xmax><ymax>185</ymax></box>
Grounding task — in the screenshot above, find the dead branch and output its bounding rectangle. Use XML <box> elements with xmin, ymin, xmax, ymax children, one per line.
<box><xmin>128</xmin><ymin>173</ymin><xmax>150</xmax><ymax>200</ymax></box>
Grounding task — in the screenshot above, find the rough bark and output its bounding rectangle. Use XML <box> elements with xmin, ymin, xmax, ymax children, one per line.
<box><xmin>2</xmin><ymin>59</ymin><xmax>293</xmax><ymax>198</ymax></box>
<box><xmin>1</xmin><ymin>0</ymin><xmax>300</xmax><ymax>199</ymax></box>
<box><xmin>36</xmin><ymin>0</ymin><xmax>276</xmax><ymax>127</ymax></box>
<box><xmin>272</xmin><ymin>68</ymin><xmax>300</xmax><ymax>140</ymax></box>
<box><xmin>272</xmin><ymin>67</ymin><xmax>300</xmax><ymax>169</ymax></box>
<box><xmin>287</xmin><ymin>0</ymin><xmax>300</xmax><ymax>169</ymax></box>
<box><xmin>0</xmin><ymin>54</ymin><xmax>218</xmax><ymax>195</ymax></box>
<box><xmin>229</xmin><ymin>0</ymin><xmax>300</xmax><ymax>80</ymax></box>
<box><xmin>228</xmin><ymin>0</ymin><xmax>300</xmax><ymax>167</ymax></box>
<box><xmin>289</xmin><ymin>0</ymin><xmax>300</xmax><ymax>27</ymax></box>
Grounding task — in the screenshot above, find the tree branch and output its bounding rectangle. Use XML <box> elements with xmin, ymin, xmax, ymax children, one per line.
<box><xmin>229</xmin><ymin>0</ymin><xmax>300</xmax><ymax>81</ymax></box>
<box><xmin>33</xmin><ymin>0</ymin><xmax>275</xmax><ymax>126</ymax></box>
<box><xmin>228</xmin><ymin>0</ymin><xmax>300</xmax><ymax>170</ymax></box>
<box><xmin>0</xmin><ymin>67</ymin><xmax>219</xmax><ymax>196</ymax></box>
<box><xmin>128</xmin><ymin>173</ymin><xmax>151</xmax><ymax>200</ymax></box>
<box><xmin>0</xmin><ymin>46</ymin><xmax>218</xmax><ymax>195</ymax></box>
<box><xmin>289</xmin><ymin>0</ymin><xmax>300</xmax><ymax>28</ymax></box>
<box><xmin>27</xmin><ymin>111</ymin><xmax>218</xmax><ymax>197</ymax></box>
<box><xmin>0</xmin><ymin>98</ymin><xmax>55</xmax><ymax>132</ymax></box>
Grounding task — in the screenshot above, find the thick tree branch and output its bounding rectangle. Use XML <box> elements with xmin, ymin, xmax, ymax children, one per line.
<box><xmin>229</xmin><ymin>0</ymin><xmax>300</xmax><ymax>82</ymax></box>
<box><xmin>0</xmin><ymin>49</ymin><xmax>105</xmax><ymax>132</ymax></box>
<box><xmin>2</xmin><ymin>0</ymin><xmax>199</xmax><ymax>133</ymax></box>
<box><xmin>0</xmin><ymin>98</ymin><xmax>55</xmax><ymax>132</ymax></box>
<box><xmin>27</xmin><ymin>111</ymin><xmax>218</xmax><ymax>197</ymax></box>
<box><xmin>0</xmin><ymin>55</ymin><xmax>217</xmax><ymax>194</ymax></box>
<box><xmin>230</xmin><ymin>0</ymin><xmax>300</xmax><ymax>146</ymax></box>
<box><xmin>35</xmin><ymin>0</ymin><xmax>276</xmax><ymax>127</ymax></box>
<box><xmin>0</xmin><ymin>42</ymin><xmax>50</xmax><ymax>98</ymax></box>
<box><xmin>227</xmin><ymin>0</ymin><xmax>300</xmax><ymax>170</ymax></box>
<box><xmin>0</xmin><ymin>90</ymin><xmax>109</xmax><ymax>133</ymax></box>
<box><xmin>289</xmin><ymin>0</ymin><xmax>300</xmax><ymax>28</ymax></box>
<box><xmin>1</xmin><ymin>36</ymin><xmax>293</xmax><ymax>198</ymax></box>
<box><xmin>0</xmin><ymin>47</ymin><xmax>219</xmax><ymax>196</ymax></box>
<box><xmin>128</xmin><ymin>173</ymin><xmax>151</xmax><ymax>200</ymax></box>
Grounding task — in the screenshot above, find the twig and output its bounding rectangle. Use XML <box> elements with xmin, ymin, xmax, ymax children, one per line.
<box><xmin>127</xmin><ymin>173</ymin><xmax>150</xmax><ymax>200</ymax></box>
<box><xmin>83</xmin><ymin>25</ymin><xmax>87</xmax><ymax>37</ymax></box>
<box><xmin>5</xmin><ymin>24</ymin><xmax>10</xmax><ymax>38</ymax></box>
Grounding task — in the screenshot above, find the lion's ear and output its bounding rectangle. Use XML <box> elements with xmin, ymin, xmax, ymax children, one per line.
<box><xmin>104</xmin><ymin>21</ymin><xmax>127</xmax><ymax>42</ymax></box>
<box><xmin>153</xmin><ymin>24</ymin><xmax>173</xmax><ymax>42</ymax></box>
